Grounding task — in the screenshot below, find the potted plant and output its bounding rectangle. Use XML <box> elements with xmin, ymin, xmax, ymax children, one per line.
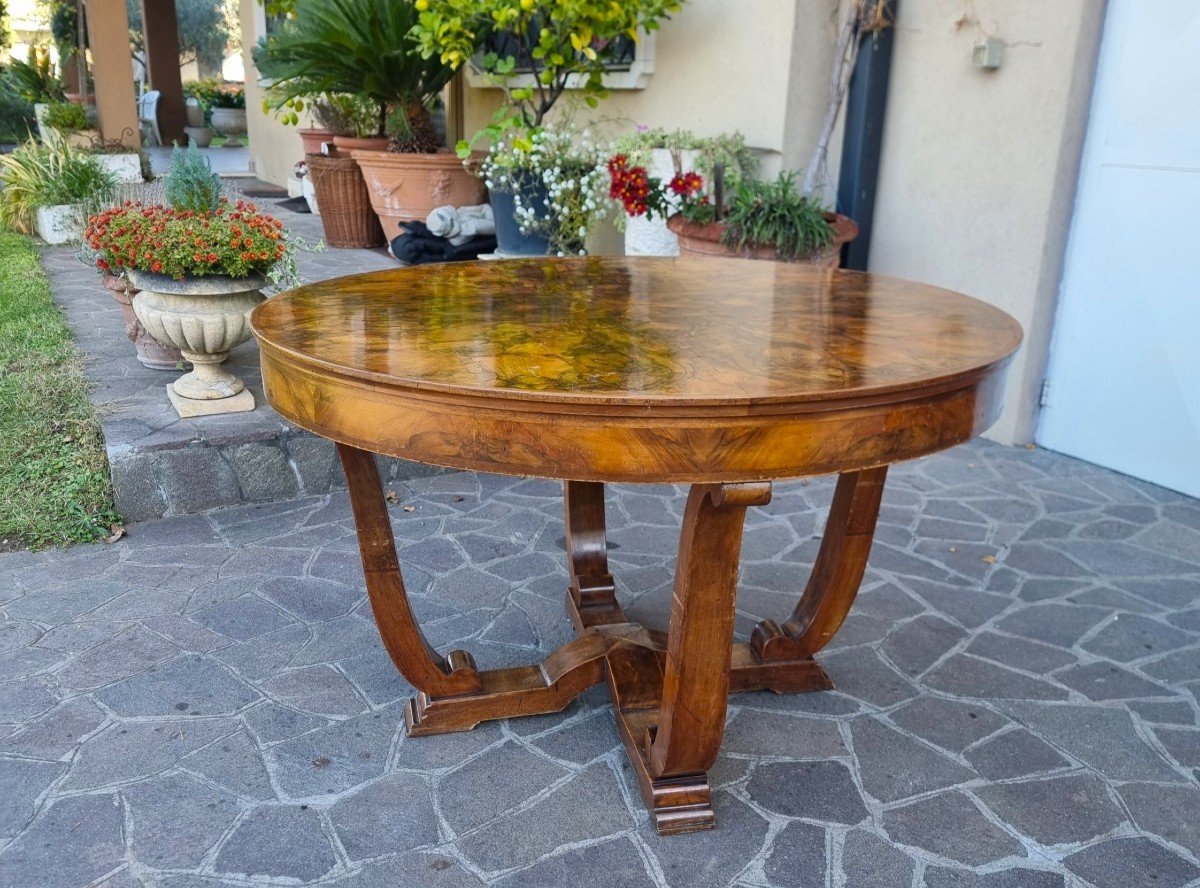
<box><xmin>6</xmin><ymin>49</ymin><xmax>67</xmax><ymax>139</ymax></box>
<box><xmin>0</xmin><ymin>134</ymin><xmax>115</xmax><ymax>244</ymax></box>
<box><xmin>83</xmin><ymin>147</ymin><xmax>299</xmax><ymax>416</ymax></box>
<box><xmin>183</xmin><ymin>94</ymin><xmax>214</xmax><ymax>147</ymax></box>
<box><xmin>673</xmin><ymin>170</ymin><xmax>856</xmax><ymax>266</ymax></box>
<box><xmin>608</xmin><ymin>128</ymin><xmax>756</xmax><ymax>257</ymax></box>
<box><xmin>207</xmin><ymin>84</ymin><xmax>247</xmax><ymax>147</ymax></box>
<box><xmin>255</xmin><ymin>0</ymin><xmax>481</xmax><ymax>240</ymax></box>
<box><xmin>480</xmin><ymin>126</ymin><xmax>608</xmax><ymax>257</ymax></box>
<box><xmin>264</xmin><ymin>91</ymin><xmax>377</xmax><ymax>156</ymax></box>
<box><xmin>41</xmin><ymin>100</ymin><xmax>94</xmax><ymax>148</ymax></box>
<box><xmin>412</xmin><ymin>0</ymin><xmax>685</xmax><ymax>255</ymax></box>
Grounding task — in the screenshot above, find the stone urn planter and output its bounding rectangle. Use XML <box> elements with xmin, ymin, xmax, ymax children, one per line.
<box><xmin>352</xmin><ymin>150</ymin><xmax>487</xmax><ymax>241</ymax></box>
<box><xmin>102</xmin><ymin>272</ymin><xmax>183</xmax><ymax>370</ymax></box>
<box><xmin>666</xmin><ymin>213</ymin><xmax>859</xmax><ymax>268</ymax></box>
<box><xmin>184</xmin><ymin>125</ymin><xmax>215</xmax><ymax>148</ymax></box>
<box><xmin>128</xmin><ymin>269</ymin><xmax>266</xmax><ymax>416</ymax></box>
<box><xmin>210</xmin><ymin>107</ymin><xmax>248</xmax><ymax>147</ymax></box>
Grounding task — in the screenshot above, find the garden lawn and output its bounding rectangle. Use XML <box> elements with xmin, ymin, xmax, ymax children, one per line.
<box><xmin>0</xmin><ymin>232</ymin><xmax>120</xmax><ymax>549</ymax></box>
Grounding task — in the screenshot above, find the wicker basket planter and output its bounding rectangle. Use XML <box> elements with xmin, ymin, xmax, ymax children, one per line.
<box><xmin>306</xmin><ymin>153</ymin><xmax>386</xmax><ymax>249</ymax></box>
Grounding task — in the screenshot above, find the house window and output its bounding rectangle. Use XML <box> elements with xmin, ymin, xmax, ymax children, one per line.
<box><xmin>464</xmin><ymin>30</ymin><xmax>656</xmax><ymax>91</ymax></box>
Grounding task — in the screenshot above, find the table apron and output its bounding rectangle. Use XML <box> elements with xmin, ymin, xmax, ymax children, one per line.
<box><xmin>261</xmin><ymin>350</ymin><xmax>1009</xmax><ymax>483</ymax></box>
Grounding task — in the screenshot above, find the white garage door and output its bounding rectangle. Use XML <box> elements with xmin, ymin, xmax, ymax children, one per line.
<box><xmin>1038</xmin><ymin>0</ymin><xmax>1200</xmax><ymax>497</ymax></box>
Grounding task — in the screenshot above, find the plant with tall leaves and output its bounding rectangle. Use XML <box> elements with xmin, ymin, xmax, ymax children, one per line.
<box><xmin>721</xmin><ymin>172</ymin><xmax>832</xmax><ymax>262</ymax></box>
<box><xmin>253</xmin><ymin>0</ymin><xmax>457</xmax><ymax>147</ymax></box>
<box><xmin>6</xmin><ymin>49</ymin><xmax>67</xmax><ymax>104</ymax></box>
<box><xmin>0</xmin><ymin>133</ymin><xmax>114</xmax><ymax>234</ymax></box>
<box><xmin>163</xmin><ymin>145</ymin><xmax>223</xmax><ymax>213</ymax></box>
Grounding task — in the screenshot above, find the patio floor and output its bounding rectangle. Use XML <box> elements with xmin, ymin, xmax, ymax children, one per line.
<box><xmin>1</xmin><ymin>440</ymin><xmax>1199</xmax><ymax>887</ymax></box>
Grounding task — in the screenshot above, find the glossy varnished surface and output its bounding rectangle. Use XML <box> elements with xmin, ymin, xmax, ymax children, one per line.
<box><xmin>251</xmin><ymin>257</ymin><xmax>1022</xmax><ymax>409</ymax></box>
<box><xmin>252</xmin><ymin>257</ymin><xmax>1021</xmax><ymax>482</ymax></box>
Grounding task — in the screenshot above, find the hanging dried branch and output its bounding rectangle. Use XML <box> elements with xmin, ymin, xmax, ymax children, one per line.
<box><xmin>803</xmin><ymin>0</ymin><xmax>894</xmax><ymax>197</ymax></box>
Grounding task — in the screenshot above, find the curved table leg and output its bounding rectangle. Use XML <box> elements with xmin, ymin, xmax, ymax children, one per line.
<box><xmin>339</xmin><ymin>444</ymin><xmax>482</xmax><ymax>698</ymax></box>
<box><xmin>605</xmin><ymin>482</ymin><xmax>772</xmax><ymax>835</ymax></box>
<box><xmin>564</xmin><ymin>481</ymin><xmax>622</xmax><ymax>627</ymax></box>
<box><xmin>340</xmin><ymin>445</ymin><xmax>636</xmax><ymax>736</ymax></box>
<box><xmin>737</xmin><ymin>466</ymin><xmax>888</xmax><ymax>692</ymax></box>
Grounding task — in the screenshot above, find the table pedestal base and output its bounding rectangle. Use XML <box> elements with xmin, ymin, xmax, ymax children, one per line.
<box><xmin>338</xmin><ymin>444</ymin><xmax>886</xmax><ymax>835</ymax></box>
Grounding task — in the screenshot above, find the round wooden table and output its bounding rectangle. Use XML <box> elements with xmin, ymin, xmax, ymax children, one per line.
<box><xmin>251</xmin><ymin>257</ymin><xmax>1023</xmax><ymax>835</ymax></box>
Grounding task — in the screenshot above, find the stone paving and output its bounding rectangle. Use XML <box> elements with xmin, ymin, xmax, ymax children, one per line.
<box><xmin>2</xmin><ymin>441</ymin><xmax>1200</xmax><ymax>888</ymax></box>
<box><xmin>40</xmin><ymin>210</ymin><xmax>406</xmax><ymax>522</ymax></box>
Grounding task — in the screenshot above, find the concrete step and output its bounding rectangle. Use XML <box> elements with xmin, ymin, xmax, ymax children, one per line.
<box><xmin>41</xmin><ymin>209</ymin><xmax>415</xmax><ymax>522</ymax></box>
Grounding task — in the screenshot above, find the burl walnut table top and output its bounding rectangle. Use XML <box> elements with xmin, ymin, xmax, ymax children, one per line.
<box><xmin>252</xmin><ymin>257</ymin><xmax>1022</xmax><ymax>482</ymax></box>
<box><xmin>253</xmin><ymin>257</ymin><xmax>1021</xmax><ymax>406</ymax></box>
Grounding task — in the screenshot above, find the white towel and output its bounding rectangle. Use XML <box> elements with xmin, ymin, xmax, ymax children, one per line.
<box><xmin>426</xmin><ymin>204</ymin><xmax>496</xmax><ymax>246</ymax></box>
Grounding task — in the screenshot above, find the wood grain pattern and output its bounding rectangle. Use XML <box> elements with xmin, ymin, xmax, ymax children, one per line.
<box><xmin>564</xmin><ymin>480</ymin><xmax>620</xmax><ymax>626</ymax></box>
<box><xmin>256</xmin><ymin>258</ymin><xmax>1024</xmax><ymax>836</ymax></box>
<box><xmin>752</xmin><ymin>466</ymin><xmax>888</xmax><ymax>661</ymax></box>
<box><xmin>253</xmin><ymin>257</ymin><xmax>1022</xmax><ymax>484</ymax></box>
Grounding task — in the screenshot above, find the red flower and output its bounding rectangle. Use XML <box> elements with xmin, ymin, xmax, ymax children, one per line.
<box><xmin>668</xmin><ymin>172</ymin><xmax>704</xmax><ymax>197</ymax></box>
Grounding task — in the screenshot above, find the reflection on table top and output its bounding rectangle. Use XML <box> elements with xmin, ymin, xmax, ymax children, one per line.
<box><xmin>251</xmin><ymin>256</ymin><xmax>1023</xmax><ymax>408</ymax></box>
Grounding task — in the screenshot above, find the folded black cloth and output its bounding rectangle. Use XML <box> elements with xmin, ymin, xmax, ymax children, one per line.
<box><xmin>390</xmin><ymin>221</ymin><xmax>497</xmax><ymax>265</ymax></box>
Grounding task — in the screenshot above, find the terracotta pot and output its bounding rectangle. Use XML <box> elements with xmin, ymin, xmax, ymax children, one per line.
<box><xmin>299</xmin><ymin>127</ymin><xmax>336</xmax><ymax>155</ymax></box>
<box><xmin>333</xmin><ymin>135</ymin><xmax>389</xmax><ymax>153</ymax></box>
<box><xmin>351</xmin><ymin>149</ymin><xmax>487</xmax><ymax>240</ymax></box>
<box><xmin>103</xmin><ymin>272</ymin><xmax>184</xmax><ymax>370</ymax></box>
<box><xmin>667</xmin><ymin>213</ymin><xmax>858</xmax><ymax>268</ymax></box>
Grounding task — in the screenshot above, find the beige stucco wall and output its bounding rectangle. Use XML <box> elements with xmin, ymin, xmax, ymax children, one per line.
<box><xmin>238</xmin><ymin>0</ymin><xmax>1106</xmax><ymax>446</ymax></box>
<box><xmin>240</xmin><ymin>0</ymin><xmax>305</xmax><ymax>188</ymax></box>
<box><xmin>245</xmin><ymin>0</ymin><xmax>839</xmax><ymax>186</ymax></box>
<box><xmin>869</xmin><ymin>0</ymin><xmax>1105</xmax><ymax>444</ymax></box>
<box><xmin>463</xmin><ymin>0</ymin><xmax>839</xmax><ymax>178</ymax></box>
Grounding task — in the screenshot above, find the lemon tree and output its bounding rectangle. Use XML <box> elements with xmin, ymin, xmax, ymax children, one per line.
<box><xmin>411</xmin><ymin>0</ymin><xmax>684</xmax><ymax>153</ymax></box>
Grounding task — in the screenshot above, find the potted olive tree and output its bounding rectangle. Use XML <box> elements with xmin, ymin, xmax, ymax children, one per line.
<box><xmin>412</xmin><ymin>0</ymin><xmax>685</xmax><ymax>256</ymax></box>
<box><xmin>255</xmin><ymin>0</ymin><xmax>482</xmax><ymax>240</ymax></box>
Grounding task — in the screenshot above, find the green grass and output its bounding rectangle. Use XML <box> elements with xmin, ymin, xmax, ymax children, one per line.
<box><xmin>0</xmin><ymin>232</ymin><xmax>121</xmax><ymax>549</ymax></box>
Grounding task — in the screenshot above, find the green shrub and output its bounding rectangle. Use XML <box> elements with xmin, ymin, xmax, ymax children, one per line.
<box><xmin>34</xmin><ymin>153</ymin><xmax>113</xmax><ymax>206</ymax></box>
<box><xmin>721</xmin><ymin>171</ymin><xmax>833</xmax><ymax>261</ymax></box>
<box><xmin>43</xmin><ymin>100</ymin><xmax>87</xmax><ymax>133</ymax></box>
<box><xmin>163</xmin><ymin>144</ymin><xmax>222</xmax><ymax>212</ymax></box>
<box><xmin>0</xmin><ymin>74</ymin><xmax>36</xmax><ymax>143</ymax></box>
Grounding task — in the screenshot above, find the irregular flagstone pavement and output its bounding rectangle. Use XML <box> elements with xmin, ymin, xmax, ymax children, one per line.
<box><xmin>1</xmin><ymin>440</ymin><xmax>1199</xmax><ymax>888</ymax></box>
